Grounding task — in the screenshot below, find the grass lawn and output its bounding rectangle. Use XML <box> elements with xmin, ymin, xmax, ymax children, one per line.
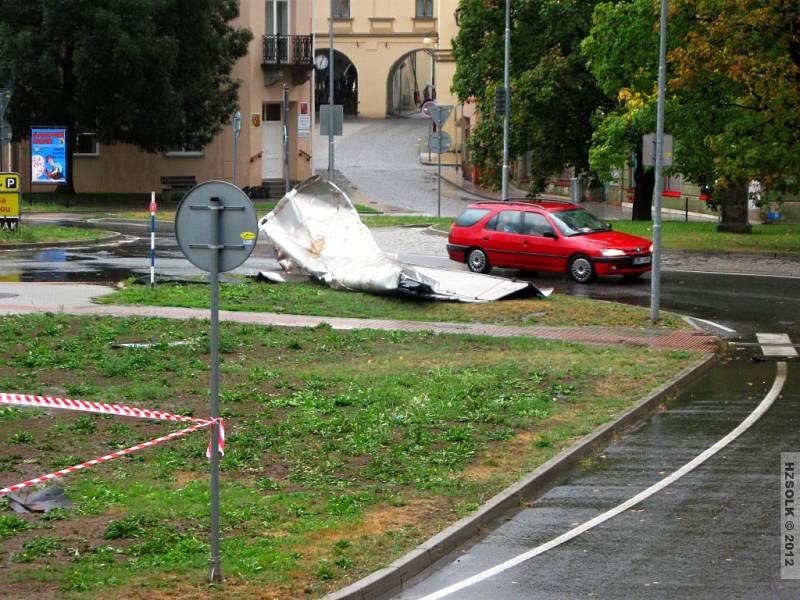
<box><xmin>611</xmin><ymin>221</ymin><xmax>800</xmax><ymax>254</ymax></box>
<box><xmin>100</xmin><ymin>281</ymin><xmax>685</xmax><ymax>329</ymax></box>
<box><xmin>0</xmin><ymin>314</ymin><xmax>701</xmax><ymax>598</ymax></box>
<box><xmin>362</xmin><ymin>215</ymin><xmax>454</xmax><ymax>228</ymax></box>
<box><xmin>24</xmin><ymin>194</ymin><xmax>379</xmax><ymax>219</ymax></box>
<box><xmin>0</xmin><ymin>224</ymin><xmax>113</xmax><ymax>246</ymax></box>
<box><xmin>111</xmin><ymin>202</ymin><xmax>380</xmax><ymax>221</ymax></box>
<box><xmin>430</xmin><ymin>217</ymin><xmax>800</xmax><ymax>255</ymax></box>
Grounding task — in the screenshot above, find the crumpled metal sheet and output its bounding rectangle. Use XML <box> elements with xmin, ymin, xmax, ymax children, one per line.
<box><xmin>6</xmin><ymin>486</ymin><xmax>72</xmax><ymax>513</ymax></box>
<box><xmin>257</xmin><ymin>177</ymin><xmax>551</xmax><ymax>302</ymax></box>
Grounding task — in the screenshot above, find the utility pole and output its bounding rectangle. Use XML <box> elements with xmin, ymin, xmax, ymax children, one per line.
<box><xmin>501</xmin><ymin>0</ymin><xmax>511</xmax><ymax>201</ymax></box>
<box><xmin>328</xmin><ymin>0</ymin><xmax>335</xmax><ymax>182</ymax></box>
<box><xmin>650</xmin><ymin>0</ymin><xmax>668</xmax><ymax>323</ymax></box>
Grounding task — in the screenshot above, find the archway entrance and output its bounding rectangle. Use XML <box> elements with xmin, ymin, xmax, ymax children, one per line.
<box><xmin>314</xmin><ymin>49</ymin><xmax>358</xmax><ymax>115</ymax></box>
<box><xmin>386</xmin><ymin>50</ymin><xmax>434</xmax><ymax>116</ymax></box>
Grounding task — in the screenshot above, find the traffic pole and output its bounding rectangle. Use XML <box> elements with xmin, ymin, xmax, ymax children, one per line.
<box><xmin>650</xmin><ymin>0</ymin><xmax>668</xmax><ymax>323</ymax></box>
<box><xmin>208</xmin><ymin>196</ymin><xmax>222</xmax><ymax>583</ymax></box>
<box><xmin>149</xmin><ymin>192</ymin><xmax>157</xmax><ymax>288</ymax></box>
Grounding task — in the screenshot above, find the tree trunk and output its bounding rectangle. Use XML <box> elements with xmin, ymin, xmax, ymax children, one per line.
<box><xmin>632</xmin><ymin>153</ymin><xmax>654</xmax><ymax>221</ymax></box>
<box><xmin>717</xmin><ymin>185</ymin><xmax>751</xmax><ymax>233</ymax></box>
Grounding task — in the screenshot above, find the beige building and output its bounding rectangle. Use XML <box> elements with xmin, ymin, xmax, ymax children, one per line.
<box><xmin>16</xmin><ymin>0</ymin><xmax>316</xmax><ymax>196</ymax></box>
<box><xmin>314</xmin><ymin>0</ymin><xmax>461</xmax><ymax>143</ymax></box>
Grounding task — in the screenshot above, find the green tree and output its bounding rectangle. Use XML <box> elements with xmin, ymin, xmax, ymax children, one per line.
<box><xmin>0</xmin><ymin>0</ymin><xmax>251</xmax><ymax>194</ymax></box>
<box><xmin>452</xmin><ymin>0</ymin><xmax>611</xmax><ymax>192</ymax></box>
<box><xmin>584</xmin><ymin>0</ymin><xmax>800</xmax><ymax>232</ymax></box>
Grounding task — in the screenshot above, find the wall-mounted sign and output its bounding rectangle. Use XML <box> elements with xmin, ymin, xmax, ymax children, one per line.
<box><xmin>251</xmin><ymin>113</ymin><xmax>261</xmax><ymax>128</ymax></box>
<box><xmin>0</xmin><ymin>172</ymin><xmax>20</xmax><ymax>230</ymax></box>
<box><xmin>298</xmin><ymin>101</ymin><xmax>311</xmax><ymax>138</ymax></box>
<box><xmin>31</xmin><ymin>127</ymin><xmax>68</xmax><ymax>184</ymax></box>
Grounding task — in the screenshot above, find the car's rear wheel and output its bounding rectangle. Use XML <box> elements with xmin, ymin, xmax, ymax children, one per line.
<box><xmin>568</xmin><ymin>255</ymin><xmax>596</xmax><ymax>283</ymax></box>
<box><xmin>467</xmin><ymin>248</ymin><xmax>490</xmax><ymax>273</ymax></box>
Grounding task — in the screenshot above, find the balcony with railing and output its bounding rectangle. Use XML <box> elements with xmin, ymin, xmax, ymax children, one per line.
<box><xmin>261</xmin><ymin>34</ymin><xmax>313</xmax><ymax>86</ymax></box>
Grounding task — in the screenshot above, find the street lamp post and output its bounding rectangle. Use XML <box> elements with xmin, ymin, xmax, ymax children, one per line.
<box><xmin>650</xmin><ymin>0</ymin><xmax>668</xmax><ymax>323</ymax></box>
<box><xmin>501</xmin><ymin>0</ymin><xmax>511</xmax><ymax>201</ymax></box>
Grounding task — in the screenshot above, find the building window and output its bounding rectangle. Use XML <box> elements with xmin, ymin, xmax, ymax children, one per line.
<box><xmin>333</xmin><ymin>0</ymin><xmax>349</xmax><ymax>18</ymax></box>
<box><xmin>164</xmin><ymin>142</ymin><xmax>205</xmax><ymax>158</ymax></box>
<box><xmin>416</xmin><ymin>0</ymin><xmax>433</xmax><ymax>18</ymax></box>
<box><xmin>74</xmin><ymin>132</ymin><xmax>99</xmax><ymax>156</ymax></box>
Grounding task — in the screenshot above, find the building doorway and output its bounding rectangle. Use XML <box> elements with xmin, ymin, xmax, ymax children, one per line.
<box><xmin>314</xmin><ymin>49</ymin><xmax>358</xmax><ymax>115</ymax></box>
<box><xmin>261</xmin><ymin>102</ymin><xmax>282</xmax><ymax>180</ymax></box>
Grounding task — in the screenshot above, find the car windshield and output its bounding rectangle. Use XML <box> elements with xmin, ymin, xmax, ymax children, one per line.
<box><xmin>549</xmin><ymin>209</ymin><xmax>608</xmax><ymax>236</ymax></box>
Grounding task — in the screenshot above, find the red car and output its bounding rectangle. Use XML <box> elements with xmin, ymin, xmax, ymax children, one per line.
<box><xmin>447</xmin><ymin>201</ymin><xmax>653</xmax><ymax>283</ymax></box>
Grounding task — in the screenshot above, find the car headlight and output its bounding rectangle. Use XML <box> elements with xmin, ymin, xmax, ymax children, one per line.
<box><xmin>601</xmin><ymin>248</ymin><xmax>625</xmax><ymax>257</ymax></box>
<box><xmin>649</xmin><ymin>244</ymin><xmax>654</xmax><ymax>252</ymax></box>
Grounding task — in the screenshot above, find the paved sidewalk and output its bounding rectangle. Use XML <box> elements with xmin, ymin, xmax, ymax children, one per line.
<box><xmin>0</xmin><ymin>282</ymin><xmax>718</xmax><ymax>353</ymax></box>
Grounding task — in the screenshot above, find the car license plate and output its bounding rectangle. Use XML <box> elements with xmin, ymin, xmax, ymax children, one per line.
<box><xmin>633</xmin><ymin>256</ymin><xmax>651</xmax><ymax>265</ymax></box>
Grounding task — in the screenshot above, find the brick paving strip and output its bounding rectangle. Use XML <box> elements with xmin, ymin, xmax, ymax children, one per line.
<box><xmin>1</xmin><ymin>301</ymin><xmax>719</xmax><ymax>353</ymax></box>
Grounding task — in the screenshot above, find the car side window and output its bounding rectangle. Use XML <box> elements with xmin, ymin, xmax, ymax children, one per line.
<box><xmin>523</xmin><ymin>212</ymin><xmax>556</xmax><ymax>237</ymax></box>
<box><xmin>495</xmin><ymin>210</ymin><xmax>523</xmax><ymax>234</ymax></box>
<box><xmin>484</xmin><ymin>213</ymin><xmax>499</xmax><ymax>231</ymax></box>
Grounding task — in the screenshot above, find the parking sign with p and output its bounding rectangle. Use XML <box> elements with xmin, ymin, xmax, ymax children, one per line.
<box><xmin>0</xmin><ymin>172</ymin><xmax>21</xmax><ymax>231</ymax></box>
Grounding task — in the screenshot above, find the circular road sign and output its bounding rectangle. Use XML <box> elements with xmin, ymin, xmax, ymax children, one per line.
<box><xmin>421</xmin><ymin>100</ymin><xmax>435</xmax><ymax>118</ymax></box>
<box><xmin>175</xmin><ymin>180</ymin><xmax>258</xmax><ymax>273</ymax></box>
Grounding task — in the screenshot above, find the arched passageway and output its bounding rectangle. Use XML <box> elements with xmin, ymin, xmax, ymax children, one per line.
<box><xmin>386</xmin><ymin>49</ymin><xmax>435</xmax><ymax>116</ymax></box>
<box><xmin>314</xmin><ymin>49</ymin><xmax>358</xmax><ymax>115</ymax></box>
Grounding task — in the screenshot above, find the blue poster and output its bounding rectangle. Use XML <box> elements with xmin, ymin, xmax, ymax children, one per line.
<box><xmin>31</xmin><ymin>127</ymin><xmax>68</xmax><ymax>184</ymax></box>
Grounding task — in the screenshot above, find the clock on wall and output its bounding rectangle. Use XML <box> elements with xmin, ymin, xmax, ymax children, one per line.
<box><xmin>314</xmin><ymin>54</ymin><xmax>329</xmax><ymax>70</ymax></box>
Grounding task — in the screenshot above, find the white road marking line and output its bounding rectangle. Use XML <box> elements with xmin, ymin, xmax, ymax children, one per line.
<box><xmin>418</xmin><ymin>362</ymin><xmax>788</xmax><ymax>600</ymax></box>
<box><xmin>687</xmin><ymin>317</ymin><xmax>737</xmax><ymax>333</ymax></box>
<box><xmin>756</xmin><ymin>333</ymin><xmax>798</xmax><ymax>357</ymax></box>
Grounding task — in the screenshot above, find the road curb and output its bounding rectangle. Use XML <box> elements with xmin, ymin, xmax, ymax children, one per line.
<box><xmin>0</xmin><ymin>231</ymin><xmax>122</xmax><ymax>251</ymax></box>
<box><xmin>323</xmin><ymin>352</ymin><xmax>718</xmax><ymax>600</ymax></box>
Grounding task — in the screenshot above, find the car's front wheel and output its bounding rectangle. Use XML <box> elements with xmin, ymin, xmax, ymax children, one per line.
<box><xmin>467</xmin><ymin>248</ymin><xmax>491</xmax><ymax>273</ymax></box>
<box><xmin>568</xmin><ymin>255</ymin><xmax>596</xmax><ymax>283</ymax></box>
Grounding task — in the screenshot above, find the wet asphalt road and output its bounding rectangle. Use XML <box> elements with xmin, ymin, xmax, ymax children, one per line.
<box><xmin>390</xmin><ymin>275</ymin><xmax>800</xmax><ymax>596</ymax></box>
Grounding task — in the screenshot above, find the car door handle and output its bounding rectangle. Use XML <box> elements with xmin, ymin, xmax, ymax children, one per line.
<box><xmin>482</xmin><ymin>236</ymin><xmax>489</xmax><ymax>241</ymax></box>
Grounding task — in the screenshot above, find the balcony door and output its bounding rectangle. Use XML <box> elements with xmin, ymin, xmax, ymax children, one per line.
<box><xmin>266</xmin><ymin>0</ymin><xmax>290</xmax><ymax>61</ymax></box>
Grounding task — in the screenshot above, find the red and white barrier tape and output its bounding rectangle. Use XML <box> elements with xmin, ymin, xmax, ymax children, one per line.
<box><xmin>0</xmin><ymin>392</ymin><xmax>225</xmax><ymax>496</ymax></box>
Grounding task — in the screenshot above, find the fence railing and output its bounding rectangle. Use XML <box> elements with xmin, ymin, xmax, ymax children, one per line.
<box><xmin>263</xmin><ymin>35</ymin><xmax>313</xmax><ymax>66</ymax></box>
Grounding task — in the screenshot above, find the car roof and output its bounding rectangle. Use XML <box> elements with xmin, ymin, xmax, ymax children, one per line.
<box><xmin>467</xmin><ymin>199</ymin><xmax>579</xmax><ymax>212</ymax></box>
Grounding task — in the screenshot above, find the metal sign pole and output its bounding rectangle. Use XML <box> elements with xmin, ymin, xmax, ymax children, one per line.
<box><xmin>283</xmin><ymin>86</ymin><xmax>290</xmax><ymax>194</ymax></box>
<box><xmin>650</xmin><ymin>0</ymin><xmax>668</xmax><ymax>323</ymax></box>
<box><xmin>175</xmin><ymin>183</ymin><xmax>258</xmax><ymax>585</ymax></box>
<box><xmin>208</xmin><ymin>196</ymin><xmax>222</xmax><ymax>583</ymax></box>
<box><xmin>437</xmin><ymin>146</ymin><xmax>442</xmax><ymax>218</ymax></box>
<box><xmin>0</xmin><ymin>94</ymin><xmax>4</xmax><ymax>172</ymax></box>
<box><xmin>232</xmin><ymin>111</ymin><xmax>241</xmax><ymax>187</ymax></box>
<box><xmin>328</xmin><ymin>0</ymin><xmax>335</xmax><ymax>182</ymax></box>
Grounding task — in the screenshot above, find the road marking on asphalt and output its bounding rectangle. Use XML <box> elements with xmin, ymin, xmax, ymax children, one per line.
<box><xmin>756</xmin><ymin>333</ymin><xmax>798</xmax><ymax>358</ymax></box>
<box><xmin>687</xmin><ymin>317</ymin><xmax>737</xmax><ymax>334</ymax></box>
<box><xmin>418</xmin><ymin>362</ymin><xmax>788</xmax><ymax>600</ymax></box>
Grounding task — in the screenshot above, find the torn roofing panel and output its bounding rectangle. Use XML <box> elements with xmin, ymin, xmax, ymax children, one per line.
<box><xmin>257</xmin><ymin>177</ymin><xmax>550</xmax><ymax>302</ymax></box>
